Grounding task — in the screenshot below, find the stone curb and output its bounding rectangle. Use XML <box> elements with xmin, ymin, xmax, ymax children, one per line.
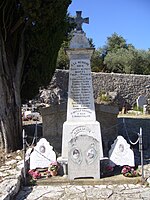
<box><xmin>0</xmin><ymin>160</ymin><xmax>24</xmax><ymax>200</ymax></box>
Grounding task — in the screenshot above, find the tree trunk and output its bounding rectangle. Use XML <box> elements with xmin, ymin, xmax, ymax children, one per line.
<box><xmin>0</xmin><ymin>31</ymin><xmax>22</xmax><ymax>153</ymax></box>
<box><xmin>0</xmin><ymin>75</ymin><xmax>22</xmax><ymax>152</ymax></box>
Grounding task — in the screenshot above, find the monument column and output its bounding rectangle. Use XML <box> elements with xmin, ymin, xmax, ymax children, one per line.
<box><xmin>61</xmin><ymin>11</ymin><xmax>103</xmax><ymax>179</ymax></box>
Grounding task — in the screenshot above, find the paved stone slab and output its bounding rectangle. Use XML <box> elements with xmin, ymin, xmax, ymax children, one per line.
<box><xmin>15</xmin><ymin>184</ymin><xmax>150</xmax><ymax>200</ymax></box>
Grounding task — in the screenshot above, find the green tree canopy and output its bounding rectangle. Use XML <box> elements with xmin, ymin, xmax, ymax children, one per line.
<box><xmin>57</xmin><ymin>32</ymin><xmax>150</xmax><ymax>75</ymax></box>
<box><xmin>106</xmin><ymin>32</ymin><xmax>128</xmax><ymax>53</ymax></box>
<box><xmin>21</xmin><ymin>0</ymin><xmax>72</xmax><ymax>101</ymax></box>
<box><xmin>56</xmin><ymin>41</ymin><xmax>70</xmax><ymax>70</ymax></box>
<box><xmin>0</xmin><ymin>0</ymin><xmax>72</xmax><ymax>152</ymax></box>
<box><xmin>104</xmin><ymin>41</ymin><xmax>150</xmax><ymax>74</ymax></box>
<box><xmin>91</xmin><ymin>48</ymin><xmax>106</xmax><ymax>72</ymax></box>
<box><xmin>92</xmin><ymin>32</ymin><xmax>150</xmax><ymax>75</ymax></box>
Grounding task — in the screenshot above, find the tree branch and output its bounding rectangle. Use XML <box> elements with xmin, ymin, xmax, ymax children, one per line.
<box><xmin>10</xmin><ymin>18</ymin><xmax>24</xmax><ymax>34</ymax></box>
<box><xmin>12</xmin><ymin>28</ymin><xmax>25</xmax><ymax>107</ymax></box>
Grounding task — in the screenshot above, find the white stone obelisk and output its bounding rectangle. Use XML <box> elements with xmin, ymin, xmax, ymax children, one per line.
<box><xmin>61</xmin><ymin>12</ymin><xmax>103</xmax><ymax>163</ymax></box>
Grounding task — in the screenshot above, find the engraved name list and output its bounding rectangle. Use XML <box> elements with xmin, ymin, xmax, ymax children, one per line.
<box><xmin>67</xmin><ymin>59</ymin><xmax>95</xmax><ymax>121</ymax></box>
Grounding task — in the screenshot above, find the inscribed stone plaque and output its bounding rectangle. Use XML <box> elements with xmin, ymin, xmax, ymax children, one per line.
<box><xmin>68</xmin><ymin>135</ymin><xmax>100</xmax><ymax>180</ymax></box>
<box><xmin>30</xmin><ymin>138</ymin><xmax>56</xmax><ymax>169</ymax></box>
<box><xmin>67</xmin><ymin>59</ymin><xmax>96</xmax><ymax>122</ymax></box>
<box><xmin>109</xmin><ymin>136</ymin><xmax>135</xmax><ymax>167</ymax></box>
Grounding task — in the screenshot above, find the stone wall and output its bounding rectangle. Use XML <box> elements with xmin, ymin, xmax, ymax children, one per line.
<box><xmin>39</xmin><ymin>70</ymin><xmax>150</xmax><ymax>156</ymax></box>
<box><xmin>92</xmin><ymin>72</ymin><xmax>150</xmax><ymax>109</ymax></box>
<box><xmin>41</xmin><ymin>103</ymin><xmax>119</xmax><ymax>156</ymax></box>
<box><xmin>40</xmin><ymin>70</ymin><xmax>150</xmax><ymax>110</ymax></box>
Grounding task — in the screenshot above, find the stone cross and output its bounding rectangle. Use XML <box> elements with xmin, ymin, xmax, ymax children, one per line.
<box><xmin>71</xmin><ymin>11</ymin><xmax>89</xmax><ymax>31</ymax></box>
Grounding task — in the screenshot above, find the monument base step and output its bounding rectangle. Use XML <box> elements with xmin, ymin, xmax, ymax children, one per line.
<box><xmin>30</xmin><ymin>174</ymin><xmax>141</xmax><ymax>186</ymax></box>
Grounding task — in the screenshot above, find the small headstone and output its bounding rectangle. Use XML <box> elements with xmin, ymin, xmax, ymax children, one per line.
<box><xmin>136</xmin><ymin>95</ymin><xmax>147</xmax><ymax>109</ymax></box>
<box><xmin>143</xmin><ymin>105</ymin><xmax>147</xmax><ymax>114</ymax></box>
<box><xmin>68</xmin><ymin>135</ymin><xmax>100</xmax><ymax>180</ymax></box>
<box><xmin>24</xmin><ymin>110</ymin><xmax>31</xmax><ymax>118</ymax></box>
<box><xmin>30</xmin><ymin>138</ymin><xmax>56</xmax><ymax>169</ymax></box>
<box><xmin>109</xmin><ymin>136</ymin><xmax>135</xmax><ymax>167</ymax></box>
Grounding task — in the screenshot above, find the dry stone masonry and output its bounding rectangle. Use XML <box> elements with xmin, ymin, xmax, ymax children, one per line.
<box><xmin>40</xmin><ymin>70</ymin><xmax>150</xmax><ymax>109</ymax></box>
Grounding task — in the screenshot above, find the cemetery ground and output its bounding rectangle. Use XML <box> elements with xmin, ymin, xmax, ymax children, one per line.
<box><xmin>0</xmin><ymin>113</ymin><xmax>150</xmax><ymax>199</ymax></box>
<box><xmin>0</xmin><ymin>148</ymin><xmax>23</xmax><ymax>169</ymax></box>
<box><xmin>0</xmin><ymin>111</ymin><xmax>149</xmax><ymax>168</ymax></box>
<box><xmin>1</xmin><ymin>113</ymin><xmax>150</xmax><ymax>154</ymax></box>
<box><xmin>0</xmin><ymin>112</ymin><xmax>150</xmax><ymax>171</ymax></box>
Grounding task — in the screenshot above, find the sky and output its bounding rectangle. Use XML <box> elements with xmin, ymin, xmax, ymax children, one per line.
<box><xmin>68</xmin><ymin>0</ymin><xmax>150</xmax><ymax>50</ymax></box>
